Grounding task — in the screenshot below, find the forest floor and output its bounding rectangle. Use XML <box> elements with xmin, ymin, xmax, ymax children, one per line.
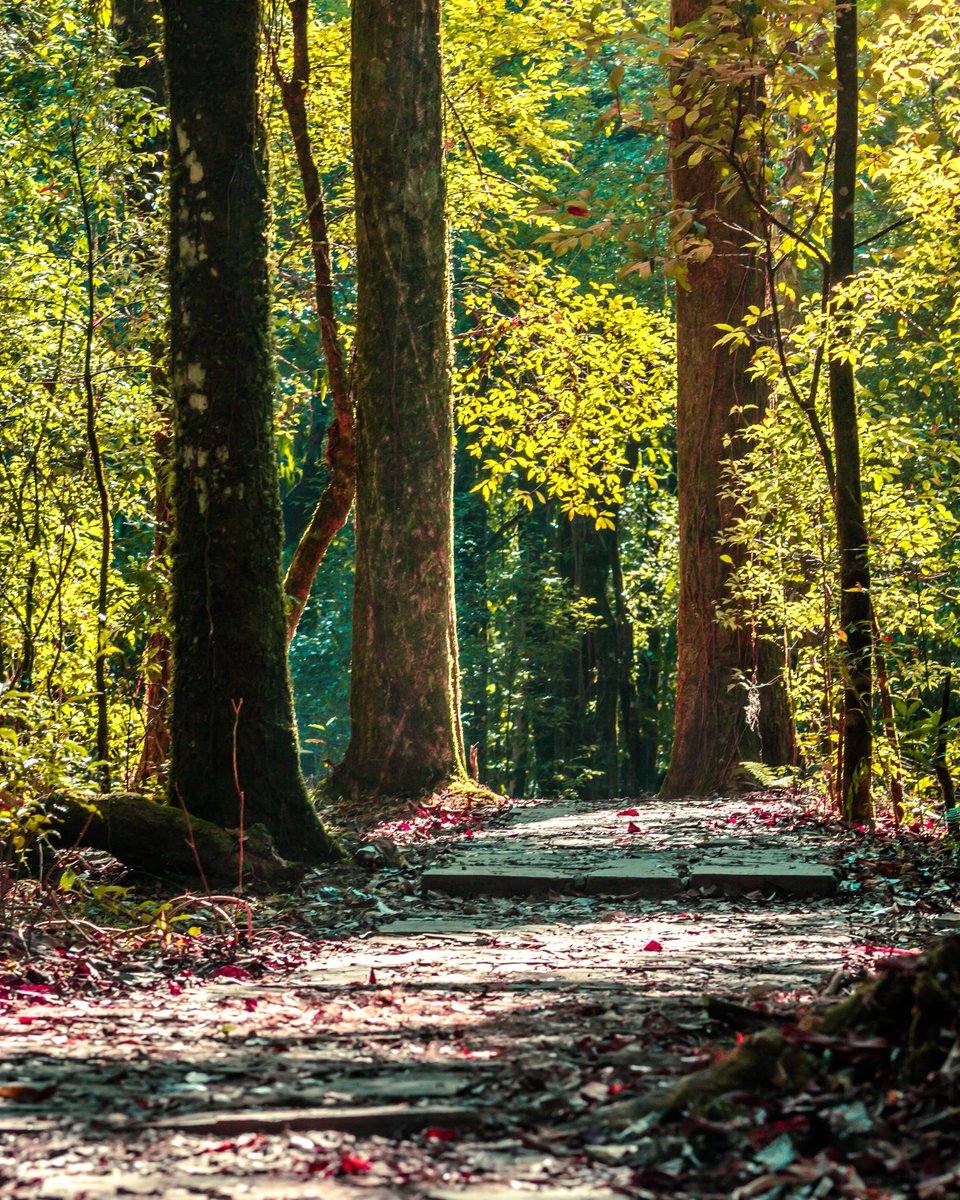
<box><xmin>1</xmin><ymin>790</ymin><xmax>959</xmax><ymax>1200</ymax></box>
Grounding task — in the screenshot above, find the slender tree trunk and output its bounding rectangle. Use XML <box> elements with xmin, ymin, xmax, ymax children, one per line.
<box><xmin>113</xmin><ymin>0</ymin><xmax>172</xmax><ymax>787</ymax></box>
<box><xmin>830</xmin><ymin>0</ymin><xmax>873</xmax><ymax>825</ymax></box>
<box><xmin>271</xmin><ymin>0</ymin><xmax>357</xmax><ymax>645</ymax></box>
<box><xmin>661</xmin><ymin>0</ymin><xmax>791</xmax><ymax>798</ymax></box>
<box><xmin>162</xmin><ymin>0</ymin><xmax>336</xmax><ymax>862</ymax></box>
<box><xmin>330</xmin><ymin>0</ymin><xmax>466</xmax><ymax>799</ymax></box>
<box><xmin>454</xmin><ymin>439</ymin><xmax>489</xmax><ymax>779</ymax></box>
<box><xmin>611</xmin><ymin>519</ymin><xmax>643</xmax><ymax>795</ymax></box>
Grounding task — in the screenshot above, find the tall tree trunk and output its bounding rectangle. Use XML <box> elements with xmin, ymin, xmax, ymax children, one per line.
<box><xmin>162</xmin><ymin>0</ymin><xmax>336</xmax><ymax>863</ymax></box>
<box><xmin>830</xmin><ymin>0</ymin><xmax>873</xmax><ymax>824</ymax></box>
<box><xmin>661</xmin><ymin>0</ymin><xmax>791</xmax><ymax>798</ymax></box>
<box><xmin>330</xmin><ymin>0</ymin><xmax>466</xmax><ymax>799</ymax></box>
<box><xmin>113</xmin><ymin>0</ymin><xmax>171</xmax><ymax>788</ymax></box>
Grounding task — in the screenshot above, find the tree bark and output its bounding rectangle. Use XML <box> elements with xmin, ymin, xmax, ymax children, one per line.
<box><xmin>161</xmin><ymin>0</ymin><xmax>336</xmax><ymax>862</ymax></box>
<box><xmin>830</xmin><ymin>0</ymin><xmax>873</xmax><ymax>825</ymax></box>
<box><xmin>661</xmin><ymin>0</ymin><xmax>792</xmax><ymax>798</ymax></box>
<box><xmin>330</xmin><ymin>0</ymin><xmax>466</xmax><ymax>799</ymax></box>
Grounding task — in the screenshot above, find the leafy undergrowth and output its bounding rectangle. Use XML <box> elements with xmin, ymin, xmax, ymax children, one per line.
<box><xmin>0</xmin><ymin>787</ymin><xmax>514</xmax><ymax>992</ymax></box>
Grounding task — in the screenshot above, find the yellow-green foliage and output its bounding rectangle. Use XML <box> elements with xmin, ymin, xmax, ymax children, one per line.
<box><xmin>458</xmin><ymin>252</ymin><xmax>674</xmax><ymax>523</ymax></box>
<box><xmin>0</xmin><ymin>2</ymin><xmax>166</xmax><ymax>795</ymax></box>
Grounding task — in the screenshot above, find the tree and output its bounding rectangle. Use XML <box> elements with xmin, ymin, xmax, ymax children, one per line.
<box><xmin>112</xmin><ymin>0</ymin><xmax>171</xmax><ymax>787</ymax></box>
<box><xmin>829</xmin><ymin>0</ymin><xmax>872</xmax><ymax>824</ymax></box>
<box><xmin>161</xmin><ymin>0</ymin><xmax>336</xmax><ymax>862</ymax></box>
<box><xmin>268</xmin><ymin>0</ymin><xmax>357</xmax><ymax>646</ymax></box>
<box><xmin>659</xmin><ymin>0</ymin><xmax>794</xmax><ymax>798</ymax></box>
<box><xmin>328</xmin><ymin>0</ymin><xmax>467</xmax><ymax>799</ymax></box>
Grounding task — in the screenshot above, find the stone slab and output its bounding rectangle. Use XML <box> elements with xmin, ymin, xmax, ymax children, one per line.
<box><xmin>690</xmin><ymin>860</ymin><xmax>837</xmax><ymax>897</ymax></box>
<box><xmin>428</xmin><ymin>1190</ymin><xmax>620</xmax><ymax>1200</ymax></box>
<box><xmin>422</xmin><ymin>865</ymin><xmax>580</xmax><ymax>898</ymax></box>
<box><xmin>155</xmin><ymin>1103</ymin><xmax>476</xmax><ymax>1136</ymax></box>
<box><xmin>583</xmin><ymin>859</ymin><xmax>683</xmax><ymax>897</ymax></box>
<box><xmin>422</xmin><ymin>858</ymin><xmax>683</xmax><ymax>899</ymax></box>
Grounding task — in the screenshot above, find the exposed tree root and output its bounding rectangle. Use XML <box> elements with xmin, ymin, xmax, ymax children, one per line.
<box><xmin>600</xmin><ymin>936</ymin><xmax>960</xmax><ymax>1126</ymax></box>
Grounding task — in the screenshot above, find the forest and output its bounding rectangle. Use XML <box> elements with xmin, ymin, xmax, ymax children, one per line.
<box><xmin>1</xmin><ymin>1</ymin><xmax>960</xmax><ymax>1197</ymax></box>
<box><xmin>4</xmin><ymin>0</ymin><xmax>960</xmax><ymax>843</ymax></box>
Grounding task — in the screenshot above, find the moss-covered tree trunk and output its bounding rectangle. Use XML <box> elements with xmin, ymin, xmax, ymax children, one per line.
<box><xmin>161</xmin><ymin>0</ymin><xmax>335</xmax><ymax>862</ymax></box>
<box><xmin>331</xmin><ymin>0</ymin><xmax>466</xmax><ymax>799</ymax></box>
<box><xmin>661</xmin><ymin>0</ymin><xmax>792</xmax><ymax>798</ymax></box>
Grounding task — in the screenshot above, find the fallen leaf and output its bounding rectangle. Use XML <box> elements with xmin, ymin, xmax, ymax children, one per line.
<box><xmin>0</xmin><ymin>1082</ymin><xmax>58</xmax><ymax>1103</ymax></box>
<box><xmin>338</xmin><ymin>1153</ymin><xmax>372</xmax><ymax>1175</ymax></box>
<box><xmin>424</xmin><ymin>1127</ymin><xmax>459</xmax><ymax>1142</ymax></box>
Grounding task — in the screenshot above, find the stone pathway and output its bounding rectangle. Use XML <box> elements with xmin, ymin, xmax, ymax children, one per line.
<box><xmin>421</xmin><ymin>794</ymin><xmax>839</xmax><ymax>899</ymax></box>
<box><xmin>0</xmin><ymin>791</ymin><xmax>954</xmax><ymax>1199</ymax></box>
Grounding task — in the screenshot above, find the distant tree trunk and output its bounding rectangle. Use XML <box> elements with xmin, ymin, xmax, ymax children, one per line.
<box><xmin>162</xmin><ymin>0</ymin><xmax>336</xmax><ymax>862</ymax></box>
<box><xmin>661</xmin><ymin>0</ymin><xmax>792</xmax><ymax>798</ymax></box>
<box><xmin>113</xmin><ymin>0</ymin><xmax>171</xmax><ymax>788</ymax></box>
<box><xmin>329</xmin><ymin>0</ymin><xmax>466</xmax><ymax>799</ymax></box>
<box><xmin>610</xmin><ymin>518</ymin><xmax>643</xmax><ymax>795</ymax></box>
<box><xmin>830</xmin><ymin>0</ymin><xmax>873</xmax><ymax>824</ymax></box>
<box><xmin>454</xmin><ymin>440</ymin><xmax>490</xmax><ymax>779</ymax></box>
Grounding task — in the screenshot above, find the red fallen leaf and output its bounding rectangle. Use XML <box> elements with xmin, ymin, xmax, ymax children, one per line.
<box><xmin>368</xmin><ymin>968</ymin><xmax>377</xmax><ymax>985</ymax></box>
<box><xmin>627</xmin><ymin>822</ymin><xmax>642</xmax><ymax>834</ymax></box>
<box><xmin>424</xmin><ymin>1127</ymin><xmax>459</xmax><ymax>1142</ymax></box>
<box><xmin>18</xmin><ymin>984</ymin><xmax>56</xmax><ymax>995</ymax></box>
<box><xmin>567</xmin><ymin>204</ymin><xmax>589</xmax><ymax>217</ymax></box>
<box><xmin>617</xmin><ymin>808</ymin><xmax>639</xmax><ymax>816</ymax></box>
<box><xmin>18</xmin><ymin>1017</ymin><xmax>36</xmax><ymax>1025</ymax></box>
<box><xmin>205</xmin><ymin>1140</ymin><xmax>238</xmax><ymax>1153</ymax></box>
<box><xmin>608</xmin><ymin>1082</ymin><xmax>628</xmax><ymax>1096</ymax></box>
<box><xmin>210</xmin><ymin>965</ymin><xmax>252</xmax><ymax>981</ymax></box>
<box><xmin>244</xmin><ymin>997</ymin><xmax>259</xmax><ymax>1012</ymax></box>
<box><xmin>168</xmin><ymin>982</ymin><xmax>183</xmax><ymax>996</ymax></box>
<box><xmin>338</xmin><ymin>1153</ymin><xmax>372</xmax><ymax>1175</ymax></box>
<box><xmin>643</xmin><ymin>940</ymin><xmax>663</xmax><ymax>952</ymax></box>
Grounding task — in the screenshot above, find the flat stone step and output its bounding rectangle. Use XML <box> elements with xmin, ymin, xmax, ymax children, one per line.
<box><xmin>422</xmin><ymin>865</ymin><xmax>579</xmax><ymax>898</ymax></box>
<box><xmin>428</xmin><ymin>1189</ymin><xmax>621</xmax><ymax>1200</ymax></box>
<box><xmin>422</xmin><ymin>858</ymin><xmax>683</xmax><ymax>899</ymax></box>
<box><xmin>690</xmin><ymin>860</ymin><xmax>837</xmax><ymax>897</ymax></box>
<box><xmin>582</xmin><ymin>858</ymin><xmax>682</xmax><ymax>897</ymax></box>
<box><xmin>155</xmin><ymin>1102</ymin><xmax>475</xmax><ymax>1136</ymax></box>
<box><xmin>423</xmin><ymin>854</ymin><xmax>837</xmax><ymax>899</ymax></box>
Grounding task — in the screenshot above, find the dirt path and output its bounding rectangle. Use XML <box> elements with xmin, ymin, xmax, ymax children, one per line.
<box><xmin>1</xmin><ymin>793</ymin><xmax>957</xmax><ymax>1199</ymax></box>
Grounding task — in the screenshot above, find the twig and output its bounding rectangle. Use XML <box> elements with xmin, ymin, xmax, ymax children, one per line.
<box><xmin>230</xmin><ymin>699</ymin><xmax>245</xmax><ymax>896</ymax></box>
<box><xmin>174</xmin><ymin>784</ymin><xmax>211</xmax><ymax>897</ymax></box>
